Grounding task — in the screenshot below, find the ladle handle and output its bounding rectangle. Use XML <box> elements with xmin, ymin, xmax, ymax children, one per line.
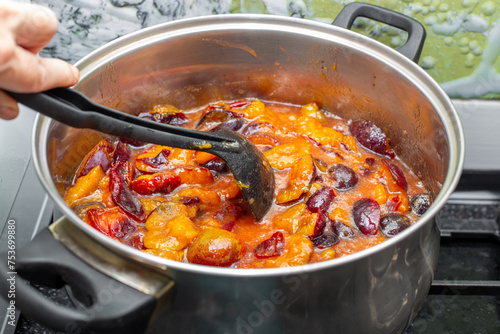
<box><xmin>332</xmin><ymin>2</ymin><xmax>426</xmax><ymax>63</ymax></box>
<box><xmin>7</xmin><ymin>88</ymin><xmax>241</xmax><ymax>154</ymax></box>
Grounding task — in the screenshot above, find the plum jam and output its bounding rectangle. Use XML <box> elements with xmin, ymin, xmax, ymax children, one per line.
<box><xmin>64</xmin><ymin>100</ymin><xmax>431</xmax><ymax>268</ymax></box>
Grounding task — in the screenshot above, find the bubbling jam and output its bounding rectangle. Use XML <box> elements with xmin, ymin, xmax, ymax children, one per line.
<box><xmin>64</xmin><ymin>100</ymin><xmax>431</xmax><ymax>268</ymax></box>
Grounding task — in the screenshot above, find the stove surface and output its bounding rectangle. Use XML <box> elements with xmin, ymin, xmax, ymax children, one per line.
<box><xmin>5</xmin><ymin>192</ymin><xmax>500</xmax><ymax>334</ymax></box>
<box><xmin>1</xmin><ymin>104</ymin><xmax>500</xmax><ymax>333</ymax></box>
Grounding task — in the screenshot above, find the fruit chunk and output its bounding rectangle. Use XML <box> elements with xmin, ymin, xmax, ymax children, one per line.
<box><xmin>240</xmin><ymin>100</ymin><xmax>266</xmax><ymax>119</ymax></box>
<box><xmin>331</xmin><ymin>221</ymin><xmax>356</xmax><ymax>239</ymax></box>
<box><xmin>312</xmin><ymin>232</ymin><xmax>340</xmax><ymax>249</ymax></box>
<box><xmin>150</xmin><ymin>104</ymin><xmax>181</xmax><ymax>114</ymax></box>
<box><xmin>143</xmin><ymin>215</ymin><xmax>198</xmax><ymax>251</ymax></box>
<box><xmin>172</xmin><ymin>166</ymin><xmax>214</xmax><ymax>185</ymax></box>
<box><xmin>214</xmin><ymin>178</ymin><xmax>242</xmax><ymax>201</ymax></box>
<box><xmin>210</xmin><ymin>118</ymin><xmax>243</xmax><ymax>132</ymax></box>
<box><xmin>379</xmin><ymin>213</ymin><xmax>410</xmax><ymax>237</ymax></box>
<box><xmin>328</xmin><ymin>164</ymin><xmax>359</xmax><ymax>191</ymax></box>
<box><xmin>161</xmin><ymin>113</ymin><xmax>189</xmax><ymax>126</ymax></box>
<box><xmin>378</xmin><ymin>162</ymin><xmax>409</xmax><ymax>213</ymax></box>
<box><xmin>65</xmin><ymin>165</ymin><xmax>106</xmax><ymax>206</ymax></box>
<box><xmin>195</xmin><ymin>151</ymin><xmax>218</xmax><ymax>165</ymax></box>
<box><xmin>374</xmin><ymin>183</ymin><xmax>389</xmax><ymax>205</ymax></box>
<box><xmin>242</xmin><ymin>121</ymin><xmax>274</xmax><ymax>136</ymax></box>
<box><xmin>274</xmin><ymin>203</ymin><xmax>307</xmax><ymax>233</ymax></box>
<box><xmin>137</xmin><ymin>149</ymin><xmax>170</xmax><ymax>168</ymax></box>
<box><xmin>173</xmin><ymin>187</ymin><xmax>220</xmax><ymax>206</ymax></box>
<box><xmin>119</xmin><ymin>137</ymin><xmax>145</xmax><ymax>147</ymax></box>
<box><xmin>213</xmin><ymin>204</ymin><xmax>243</xmax><ymax>231</ymax></box>
<box><xmin>131</xmin><ymin>173</ymin><xmax>181</xmax><ymax>195</ymax></box>
<box><xmin>135</xmin><ymin>145</ymin><xmax>171</xmax><ymax>172</ymax></box>
<box><xmin>202</xmin><ymin>158</ymin><xmax>229</xmax><ymax>173</ymax></box>
<box><xmin>87</xmin><ymin>207</ymin><xmax>140</xmax><ymax>247</ymax></box>
<box><xmin>77</xmin><ymin>138</ymin><xmax>114</xmax><ymax>177</ymax></box>
<box><xmin>247</xmin><ymin>135</ymin><xmax>280</xmax><ymax>148</ymax></box>
<box><xmin>110</xmin><ymin>162</ymin><xmax>145</xmax><ymax>221</ymax></box>
<box><xmin>264</xmin><ymin>143</ymin><xmax>310</xmax><ymax>169</ymax></box>
<box><xmin>229</xmin><ymin>100</ymin><xmax>251</xmax><ymax>109</ymax></box>
<box><xmin>145</xmin><ymin>203</ymin><xmax>191</xmax><ymax>230</ymax></box>
<box><xmin>350</xmin><ymin>120</ymin><xmax>394</xmax><ymax>157</ymax></box>
<box><xmin>306</xmin><ymin>186</ymin><xmax>335</xmax><ymax>213</ymax></box>
<box><xmin>196</xmin><ymin>109</ymin><xmax>234</xmax><ymax>130</ymax></box>
<box><xmin>138</xmin><ymin>108</ymin><xmax>189</xmax><ymax>126</ymax></box>
<box><xmin>276</xmin><ymin>155</ymin><xmax>314</xmax><ymax>204</ymax></box>
<box><xmin>382</xmin><ymin>160</ymin><xmax>408</xmax><ymax>190</ymax></box>
<box><xmin>308</xmin><ymin>212</ymin><xmax>327</xmax><ymax>239</ymax></box>
<box><xmin>254</xmin><ymin>232</ymin><xmax>285</xmax><ymax>258</ymax></box>
<box><xmin>411</xmin><ymin>193</ymin><xmax>432</xmax><ymax>216</ymax></box>
<box><xmin>295</xmin><ymin>115</ymin><xmax>344</xmax><ymax>148</ymax></box>
<box><xmin>187</xmin><ymin>228</ymin><xmax>244</xmax><ymax>267</ymax></box>
<box><xmin>257</xmin><ymin>235</ymin><xmax>313</xmax><ymax>268</ymax></box>
<box><xmin>194</xmin><ymin>147</ymin><xmax>229</xmax><ymax>173</ymax></box>
<box><xmin>342</xmin><ymin>135</ymin><xmax>358</xmax><ymax>152</ymax></box>
<box><xmin>352</xmin><ymin>198</ymin><xmax>380</xmax><ymax>235</ymax></box>
<box><xmin>300</xmin><ymin>102</ymin><xmax>326</xmax><ymax>121</ymax></box>
<box><xmin>112</xmin><ymin>141</ymin><xmax>131</xmax><ymax>165</ymax></box>
<box><xmin>139</xmin><ymin>197</ymin><xmax>169</xmax><ymax>216</ymax></box>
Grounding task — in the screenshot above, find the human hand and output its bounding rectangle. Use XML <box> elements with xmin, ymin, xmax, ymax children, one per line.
<box><xmin>0</xmin><ymin>1</ymin><xmax>79</xmax><ymax>120</ymax></box>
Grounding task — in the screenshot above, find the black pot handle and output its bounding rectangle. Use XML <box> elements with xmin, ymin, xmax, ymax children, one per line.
<box><xmin>0</xmin><ymin>227</ymin><xmax>167</xmax><ymax>334</ymax></box>
<box><xmin>332</xmin><ymin>2</ymin><xmax>426</xmax><ymax>63</ymax></box>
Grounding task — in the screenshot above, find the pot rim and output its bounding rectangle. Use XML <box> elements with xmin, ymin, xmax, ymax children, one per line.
<box><xmin>32</xmin><ymin>14</ymin><xmax>465</xmax><ymax>277</ymax></box>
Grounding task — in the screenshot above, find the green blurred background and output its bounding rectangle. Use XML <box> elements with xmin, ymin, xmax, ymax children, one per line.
<box><xmin>231</xmin><ymin>0</ymin><xmax>500</xmax><ymax>99</ymax></box>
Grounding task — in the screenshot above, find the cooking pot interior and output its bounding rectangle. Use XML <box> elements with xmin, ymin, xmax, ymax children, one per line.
<box><xmin>47</xmin><ymin>18</ymin><xmax>450</xmax><ymax>200</ymax></box>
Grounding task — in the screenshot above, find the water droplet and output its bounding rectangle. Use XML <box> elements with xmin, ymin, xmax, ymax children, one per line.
<box><xmin>462</xmin><ymin>0</ymin><xmax>478</xmax><ymax>8</ymax></box>
<box><xmin>465</xmin><ymin>53</ymin><xmax>475</xmax><ymax>68</ymax></box>
<box><xmin>481</xmin><ymin>1</ymin><xmax>496</xmax><ymax>16</ymax></box>
<box><xmin>460</xmin><ymin>46</ymin><xmax>470</xmax><ymax>54</ymax></box>
<box><xmin>438</xmin><ymin>3</ymin><xmax>449</xmax><ymax>12</ymax></box>
<box><xmin>469</xmin><ymin>40</ymin><xmax>483</xmax><ymax>55</ymax></box>
<box><xmin>424</xmin><ymin>16</ymin><xmax>437</xmax><ymax>25</ymax></box>
<box><xmin>391</xmin><ymin>36</ymin><xmax>403</xmax><ymax>47</ymax></box>
<box><xmin>458</xmin><ymin>37</ymin><xmax>470</xmax><ymax>47</ymax></box>
<box><xmin>444</xmin><ymin>37</ymin><xmax>454</xmax><ymax>46</ymax></box>
<box><xmin>409</xmin><ymin>3</ymin><xmax>423</xmax><ymax>14</ymax></box>
<box><xmin>471</xmin><ymin>46</ymin><xmax>483</xmax><ymax>56</ymax></box>
<box><xmin>469</xmin><ymin>40</ymin><xmax>480</xmax><ymax>50</ymax></box>
<box><xmin>462</xmin><ymin>15</ymin><xmax>488</xmax><ymax>33</ymax></box>
<box><xmin>421</xmin><ymin>56</ymin><xmax>437</xmax><ymax>69</ymax></box>
<box><xmin>437</xmin><ymin>13</ymin><xmax>447</xmax><ymax>23</ymax></box>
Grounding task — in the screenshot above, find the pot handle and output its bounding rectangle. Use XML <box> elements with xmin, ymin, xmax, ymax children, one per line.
<box><xmin>0</xmin><ymin>227</ymin><xmax>173</xmax><ymax>334</ymax></box>
<box><xmin>332</xmin><ymin>2</ymin><xmax>426</xmax><ymax>63</ymax></box>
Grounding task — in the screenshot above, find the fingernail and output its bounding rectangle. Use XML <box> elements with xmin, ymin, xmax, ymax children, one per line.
<box><xmin>0</xmin><ymin>107</ymin><xmax>18</xmax><ymax>120</ymax></box>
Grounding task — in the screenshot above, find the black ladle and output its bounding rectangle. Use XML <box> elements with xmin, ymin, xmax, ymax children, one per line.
<box><xmin>8</xmin><ymin>87</ymin><xmax>274</xmax><ymax>221</ymax></box>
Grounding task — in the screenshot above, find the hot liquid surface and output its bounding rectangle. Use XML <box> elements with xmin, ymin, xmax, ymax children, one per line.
<box><xmin>65</xmin><ymin>100</ymin><xmax>430</xmax><ymax>268</ymax></box>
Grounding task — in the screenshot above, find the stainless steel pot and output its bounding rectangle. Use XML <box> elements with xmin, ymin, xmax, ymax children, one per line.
<box><xmin>1</xmin><ymin>3</ymin><xmax>464</xmax><ymax>334</ymax></box>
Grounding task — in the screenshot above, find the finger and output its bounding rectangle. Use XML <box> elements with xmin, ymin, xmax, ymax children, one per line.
<box><xmin>0</xmin><ymin>38</ymin><xmax>79</xmax><ymax>93</ymax></box>
<box><xmin>0</xmin><ymin>2</ymin><xmax>58</xmax><ymax>54</ymax></box>
<box><xmin>0</xmin><ymin>90</ymin><xmax>19</xmax><ymax>120</ymax></box>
